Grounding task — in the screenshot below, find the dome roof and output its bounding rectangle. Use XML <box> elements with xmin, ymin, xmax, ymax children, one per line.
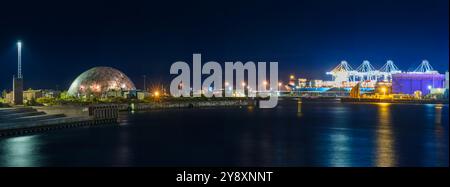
<box><xmin>68</xmin><ymin>67</ymin><xmax>136</xmax><ymax>97</ymax></box>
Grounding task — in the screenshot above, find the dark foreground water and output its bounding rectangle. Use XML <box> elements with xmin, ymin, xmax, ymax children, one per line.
<box><xmin>0</xmin><ymin>99</ymin><xmax>448</xmax><ymax>167</ymax></box>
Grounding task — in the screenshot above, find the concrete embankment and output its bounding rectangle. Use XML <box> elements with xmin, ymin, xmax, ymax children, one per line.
<box><xmin>23</xmin><ymin>99</ymin><xmax>249</xmax><ymax>119</ymax></box>
<box><xmin>124</xmin><ymin>100</ymin><xmax>251</xmax><ymax>111</ymax></box>
<box><xmin>0</xmin><ymin>105</ymin><xmax>118</xmax><ymax>137</ymax></box>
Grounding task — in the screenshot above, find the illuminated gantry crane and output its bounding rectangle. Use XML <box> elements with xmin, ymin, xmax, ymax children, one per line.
<box><xmin>410</xmin><ymin>60</ymin><xmax>438</xmax><ymax>74</ymax></box>
<box><xmin>327</xmin><ymin>60</ymin><xmax>401</xmax><ymax>87</ymax></box>
<box><xmin>379</xmin><ymin>60</ymin><xmax>401</xmax><ymax>81</ymax></box>
<box><xmin>327</xmin><ymin>59</ymin><xmax>439</xmax><ymax>87</ymax></box>
<box><xmin>326</xmin><ymin>60</ymin><xmax>357</xmax><ymax>86</ymax></box>
<box><xmin>355</xmin><ymin>60</ymin><xmax>378</xmax><ymax>81</ymax></box>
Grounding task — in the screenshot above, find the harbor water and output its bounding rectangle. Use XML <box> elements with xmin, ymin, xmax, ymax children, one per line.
<box><xmin>0</xmin><ymin>99</ymin><xmax>448</xmax><ymax>167</ymax></box>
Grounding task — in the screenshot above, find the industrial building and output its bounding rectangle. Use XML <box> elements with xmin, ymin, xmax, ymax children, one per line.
<box><xmin>391</xmin><ymin>73</ymin><xmax>445</xmax><ymax>95</ymax></box>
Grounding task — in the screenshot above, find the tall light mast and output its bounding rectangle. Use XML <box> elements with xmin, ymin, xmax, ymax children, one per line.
<box><xmin>17</xmin><ymin>41</ymin><xmax>22</xmax><ymax>79</ymax></box>
<box><xmin>12</xmin><ymin>40</ymin><xmax>24</xmax><ymax>105</ymax></box>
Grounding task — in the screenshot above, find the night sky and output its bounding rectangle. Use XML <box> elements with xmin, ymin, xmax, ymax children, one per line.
<box><xmin>0</xmin><ymin>0</ymin><xmax>448</xmax><ymax>91</ymax></box>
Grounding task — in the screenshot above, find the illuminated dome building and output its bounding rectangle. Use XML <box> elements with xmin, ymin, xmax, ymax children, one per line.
<box><xmin>68</xmin><ymin>67</ymin><xmax>136</xmax><ymax>98</ymax></box>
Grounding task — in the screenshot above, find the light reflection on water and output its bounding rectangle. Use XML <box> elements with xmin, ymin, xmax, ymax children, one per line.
<box><xmin>0</xmin><ymin>135</ymin><xmax>44</xmax><ymax>167</ymax></box>
<box><xmin>433</xmin><ymin>105</ymin><xmax>447</xmax><ymax>167</ymax></box>
<box><xmin>327</xmin><ymin>106</ymin><xmax>351</xmax><ymax>167</ymax></box>
<box><xmin>376</xmin><ymin>103</ymin><xmax>396</xmax><ymax>167</ymax></box>
<box><xmin>422</xmin><ymin>104</ymin><xmax>447</xmax><ymax>166</ymax></box>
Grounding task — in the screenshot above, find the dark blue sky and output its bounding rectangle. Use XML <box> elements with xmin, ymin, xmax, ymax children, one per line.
<box><xmin>0</xmin><ymin>0</ymin><xmax>448</xmax><ymax>90</ymax></box>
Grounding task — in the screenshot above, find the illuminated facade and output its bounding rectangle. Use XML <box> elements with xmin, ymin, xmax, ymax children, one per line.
<box><xmin>391</xmin><ymin>73</ymin><xmax>445</xmax><ymax>95</ymax></box>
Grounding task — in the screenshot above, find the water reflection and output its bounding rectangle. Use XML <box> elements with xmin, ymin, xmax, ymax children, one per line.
<box><xmin>297</xmin><ymin>100</ymin><xmax>303</xmax><ymax>117</ymax></box>
<box><xmin>0</xmin><ymin>135</ymin><xmax>43</xmax><ymax>167</ymax></box>
<box><xmin>327</xmin><ymin>106</ymin><xmax>351</xmax><ymax>167</ymax></box>
<box><xmin>114</xmin><ymin>131</ymin><xmax>132</xmax><ymax>166</ymax></box>
<box><xmin>328</xmin><ymin>132</ymin><xmax>351</xmax><ymax>166</ymax></box>
<box><xmin>432</xmin><ymin>104</ymin><xmax>446</xmax><ymax>166</ymax></box>
<box><xmin>375</xmin><ymin>103</ymin><xmax>397</xmax><ymax>167</ymax></box>
<box><xmin>247</xmin><ymin>105</ymin><xmax>254</xmax><ymax>112</ymax></box>
<box><xmin>435</xmin><ymin>104</ymin><xmax>443</xmax><ymax>125</ymax></box>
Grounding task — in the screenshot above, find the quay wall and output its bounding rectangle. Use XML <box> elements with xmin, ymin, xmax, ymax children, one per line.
<box><xmin>33</xmin><ymin>99</ymin><xmax>251</xmax><ymax>114</ymax></box>
<box><xmin>129</xmin><ymin>100</ymin><xmax>250</xmax><ymax>111</ymax></box>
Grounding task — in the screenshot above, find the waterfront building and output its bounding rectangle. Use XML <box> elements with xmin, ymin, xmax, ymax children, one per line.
<box><xmin>3</xmin><ymin>89</ymin><xmax>62</xmax><ymax>104</ymax></box>
<box><xmin>137</xmin><ymin>90</ymin><xmax>150</xmax><ymax>100</ymax></box>
<box><xmin>43</xmin><ymin>90</ymin><xmax>61</xmax><ymax>98</ymax></box>
<box><xmin>23</xmin><ymin>89</ymin><xmax>43</xmax><ymax>102</ymax></box>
